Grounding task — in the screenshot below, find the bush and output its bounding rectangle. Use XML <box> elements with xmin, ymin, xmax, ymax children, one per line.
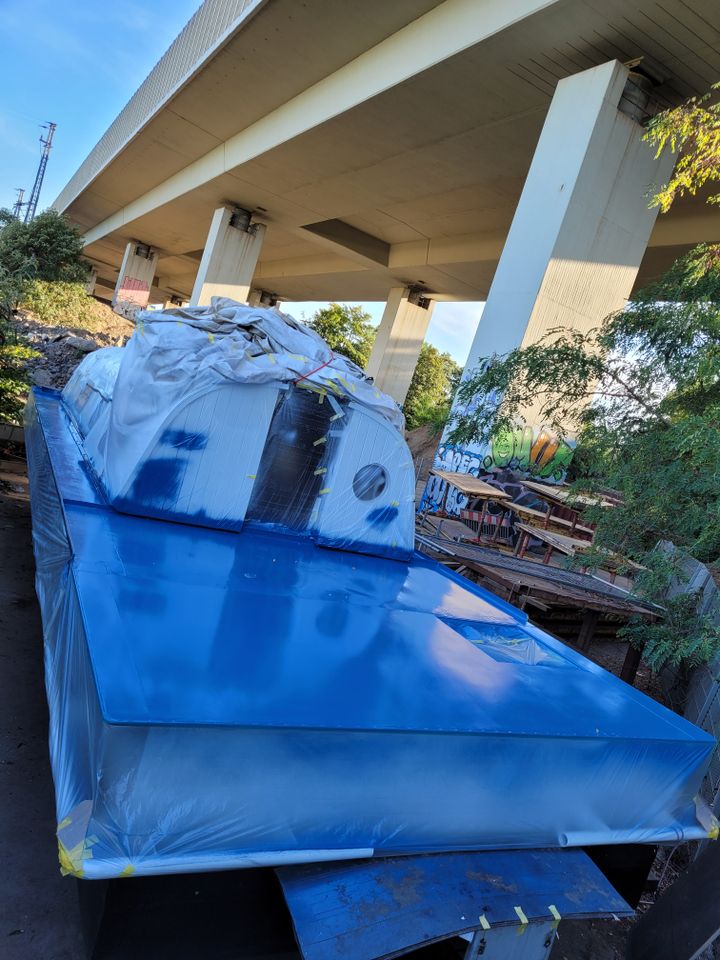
<box><xmin>21</xmin><ymin>280</ymin><xmax>112</xmax><ymax>332</ymax></box>
<box><xmin>0</xmin><ymin>209</ymin><xmax>88</xmax><ymax>283</ymax></box>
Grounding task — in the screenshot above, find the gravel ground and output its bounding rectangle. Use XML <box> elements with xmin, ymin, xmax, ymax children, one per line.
<box><xmin>12</xmin><ymin>305</ymin><xmax>133</xmax><ymax>390</ymax></box>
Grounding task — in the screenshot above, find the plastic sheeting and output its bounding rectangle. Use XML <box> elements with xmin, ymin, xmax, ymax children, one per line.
<box><xmin>25</xmin><ymin>387</ymin><xmax>718</xmax><ymax>881</ymax></box>
<box><xmin>61</xmin><ymin>302</ymin><xmax>414</xmax><ymax>558</ymax></box>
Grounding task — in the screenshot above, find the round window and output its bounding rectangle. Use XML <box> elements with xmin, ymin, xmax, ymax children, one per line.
<box><xmin>352</xmin><ymin>464</ymin><xmax>388</xmax><ymax>501</ymax></box>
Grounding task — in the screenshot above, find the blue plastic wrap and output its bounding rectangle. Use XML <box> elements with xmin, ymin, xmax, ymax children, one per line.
<box><xmin>25</xmin><ymin>384</ymin><xmax>717</xmax><ymax>880</ymax></box>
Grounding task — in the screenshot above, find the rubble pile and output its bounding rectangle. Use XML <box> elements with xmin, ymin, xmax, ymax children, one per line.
<box><xmin>13</xmin><ymin>306</ymin><xmax>134</xmax><ymax>390</ymax></box>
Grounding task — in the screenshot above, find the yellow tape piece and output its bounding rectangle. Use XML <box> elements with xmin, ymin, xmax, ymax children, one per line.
<box><xmin>391</xmin><ymin>500</ymin><xmax>400</xmax><ymax>507</ymax></box>
<box><xmin>207</xmin><ymin>332</ymin><xmax>215</xmax><ymax>344</ymax></box>
<box><xmin>119</xmin><ymin>864</ymin><xmax>135</xmax><ymax>878</ymax></box>
<box><xmin>247</xmin><ymin>474</ymin><xmax>256</xmax><ymax>479</ymax></box>
<box><xmin>514</xmin><ymin>906</ymin><xmax>529</xmax><ymax>925</ymax></box>
<box><xmin>478</xmin><ymin>915</ymin><xmax>491</xmax><ymax>931</ymax></box>
<box><xmin>318</xmin><ymin>391</ymin><xmax>325</xmax><ymax>404</ymax></box>
<box><xmin>267</xmin><ymin>353</ymin><xmax>277</xmax><ymax>364</ymax></box>
<box><xmin>57</xmin><ymin>816</ymin><xmax>72</xmax><ymax>831</ymax></box>
<box><xmin>314</xmin><ymin>468</ymin><xmax>327</xmax><ymax>476</ymax></box>
<box><xmin>318</xmin><ymin>488</ymin><xmax>331</xmax><ymax>495</ymax></box>
<box><xmin>313</xmin><ymin>436</ymin><xmax>327</xmax><ymax>446</ymax></box>
<box><xmin>330</xmin><ymin>412</ymin><xmax>344</xmax><ymax>421</ymax></box>
<box><xmin>709</xmin><ymin>820</ymin><xmax>720</xmax><ymax>840</ymax></box>
<box><xmin>548</xmin><ymin>905</ymin><xmax>561</xmax><ymax>922</ymax></box>
<box><xmin>58</xmin><ymin>836</ymin><xmax>95</xmax><ymax>879</ymax></box>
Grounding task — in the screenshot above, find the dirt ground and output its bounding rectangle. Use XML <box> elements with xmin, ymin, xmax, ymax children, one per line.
<box><xmin>0</xmin><ymin>450</ymin><xmax>85</xmax><ymax>959</ymax></box>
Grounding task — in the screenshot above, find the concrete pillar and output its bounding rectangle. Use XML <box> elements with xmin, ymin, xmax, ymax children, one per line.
<box><xmin>461</xmin><ymin>60</ymin><xmax>675</xmax><ymax>405</ymax></box>
<box><xmin>190</xmin><ymin>206</ymin><xmax>266</xmax><ymax>306</ymax></box>
<box><xmin>366</xmin><ymin>286</ymin><xmax>434</xmax><ymax>405</ymax></box>
<box><xmin>422</xmin><ymin>61</ymin><xmax>676</xmax><ymax>512</ymax></box>
<box><xmin>112</xmin><ymin>242</ymin><xmax>158</xmax><ymax>317</ymax></box>
<box><xmin>84</xmin><ymin>266</ymin><xmax>97</xmax><ymax>296</ymax></box>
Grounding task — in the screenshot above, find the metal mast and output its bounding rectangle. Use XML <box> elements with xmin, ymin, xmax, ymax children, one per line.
<box><xmin>11</xmin><ymin>188</ymin><xmax>25</xmax><ymax>219</ymax></box>
<box><xmin>24</xmin><ymin>122</ymin><xmax>56</xmax><ymax>223</ymax></box>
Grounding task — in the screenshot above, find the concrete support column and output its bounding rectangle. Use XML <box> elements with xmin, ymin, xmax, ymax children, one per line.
<box><xmin>461</xmin><ymin>60</ymin><xmax>675</xmax><ymax>418</ymax></box>
<box><xmin>190</xmin><ymin>206</ymin><xmax>266</xmax><ymax>307</ymax></box>
<box><xmin>366</xmin><ymin>286</ymin><xmax>434</xmax><ymax>405</ymax></box>
<box><xmin>84</xmin><ymin>267</ymin><xmax>97</xmax><ymax>296</ymax></box>
<box><xmin>112</xmin><ymin>242</ymin><xmax>158</xmax><ymax>317</ymax></box>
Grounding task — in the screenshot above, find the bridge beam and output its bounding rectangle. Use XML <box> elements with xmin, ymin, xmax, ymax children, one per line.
<box><xmin>366</xmin><ymin>286</ymin><xmax>434</xmax><ymax>406</ymax></box>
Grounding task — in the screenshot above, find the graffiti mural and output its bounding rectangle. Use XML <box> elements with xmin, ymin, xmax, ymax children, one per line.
<box><xmin>420</xmin><ymin>426</ymin><xmax>575</xmax><ymax>518</ymax></box>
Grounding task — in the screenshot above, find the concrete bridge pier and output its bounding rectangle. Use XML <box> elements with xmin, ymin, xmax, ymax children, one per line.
<box><xmin>459</xmin><ymin>59</ymin><xmax>676</xmax><ymax>425</ymax></box>
<box><xmin>112</xmin><ymin>242</ymin><xmax>158</xmax><ymax>317</ymax></box>
<box><xmin>366</xmin><ymin>286</ymin><xmax>435</xmax><ymax>405</ymax></box>
<box><xmin>190</xmin><ymin>206</ymin><xmax>266</xmax><ymax>307</ymax></box>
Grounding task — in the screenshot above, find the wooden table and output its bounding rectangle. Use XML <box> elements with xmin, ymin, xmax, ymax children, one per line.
<box><xmin>430</xmin><ymin>469</ymin><xmax>511</xmax><ymax>501</ymax></box>
<box><xmin>522</xmin><ymin>480</ymin><xmax>616</xmax><ymax>510</ymax></box>
<box><xmin>514</xmin><ymin>522</ymin><xmax>592</xmax><ymax>565</ymax></box>
<box><xmin>507</xmin><ymin>501</ymin><xmax>596</xmax><ymax>540</ymax></box>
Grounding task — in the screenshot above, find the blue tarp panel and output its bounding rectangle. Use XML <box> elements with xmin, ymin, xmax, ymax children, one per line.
<box><xmin>277</xmin><ymin>850</ymin><xmax>632</xmax><ymax>960</ymax></box>
<box><xmin>25</xmin><ymin>388</ymin><xmax>716</xmax><ymax>879</ymax></box>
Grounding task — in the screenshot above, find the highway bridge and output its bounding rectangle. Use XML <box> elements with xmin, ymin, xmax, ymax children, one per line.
<box><xmin>55</xmin><ymin>0</ymin><xmax>720</xmax><ymax>402</ymax></box>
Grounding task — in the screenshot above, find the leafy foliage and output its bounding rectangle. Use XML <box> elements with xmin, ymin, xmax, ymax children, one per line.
<box><xmin>0</xmin><ymin>208</ymin><xmax>92</xmax><ymax>422</ymax></box>
<box><xmin>21</xmin><ymin>280</ymin><xmax>113</xmax><ymax>332</ymax></box>
<box><xmin>645</xmin><ymin>83</ymin><xmax>720</xmax><ymax>212</ymax></box>
<box><xmin>404</xmin><ymin>343</ymin><xmax>461</xmax><ymax>430</ymax></box>
<box><xmin>305</xmin><ymin>303</ymin><xmax>376</xmax><ymax>369</ymax></box>
<box><xmin>0</xmin><ymin>209</ymin><xmax>89</xmax><ymax>283</ymax></box>
<box><xmin>0</xmin><ymin>265</ymin><xmax>36</xmax><ymax>424</ymax></box>
<box><xmin>450</xmin><ymin>243</ymin><xmax>720</xmax><ymax>671</ymax></box>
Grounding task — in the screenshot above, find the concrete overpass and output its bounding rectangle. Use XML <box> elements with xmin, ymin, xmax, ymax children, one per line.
<box><xmin>56</xmin><ymin>0</ymin><xmax>720</xmax><ymax>403</ymax></box>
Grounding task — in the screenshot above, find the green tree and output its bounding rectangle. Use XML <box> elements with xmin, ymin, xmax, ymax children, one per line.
<box><xmin>645</xmin><ymin>82</ymin><xmax>720</xmax><ymax>212</ymax></box>
<box><xmin>449</xmin><ymin>85</ymin><xmax>720</xmax><ymax>674</ymax></box>
<box><xmin>0</xmin><ymin>209</ymin><xmax>89</xmax><ymax>283</ymax></box>
<box><xmin>305</xmin><ymin>303</ymin><xmax>376</xmax><ymax>369</ymax></box>
<box><xmin>404</xmin><ymin>342</ymin><xmax>461</xmax><ymax>430</ymax></box>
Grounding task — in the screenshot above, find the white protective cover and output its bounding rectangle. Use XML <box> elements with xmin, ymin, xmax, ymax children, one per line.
<box><xmin>62</xmin><ymin>300</ymin><xmax>416</xmax><ymax>554</ymax></box>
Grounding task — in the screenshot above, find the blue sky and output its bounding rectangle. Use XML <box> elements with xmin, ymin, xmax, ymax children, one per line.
<box><xmin>0</xmin><ymin>0</ymin><xmax>483</xmax><ymax>365</ymax></box>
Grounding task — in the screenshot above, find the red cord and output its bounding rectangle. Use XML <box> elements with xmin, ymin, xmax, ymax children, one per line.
<box><xmin>293</xmin><ymin>351</ymin><xmax>335</xmax><ymax>384</ymax></box>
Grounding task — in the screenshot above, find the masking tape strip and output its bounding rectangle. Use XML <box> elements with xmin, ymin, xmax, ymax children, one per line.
<box><xmin>318</xmin><ymin>488</ymin><xmax>332</xmax><ymax>495</ymax></box>
<box><xmin>313</xmin><ymin>436</ymin><xmax>327</xmax><ymax>446</ymax></box>
<box><xmin>246</xmin><ymin>474</ymin><xmax>256</xmax><ymax>479</ymax></box>
<box><xmin>314</xmin><ymin>468</ymin><xmax>327</xmax><ymax>476</ymax></box>
<box><xmin>119</xmin><ymin>864</ymin><xmax>135</xmax><ymax>878</ymax></box>
<box><xmin>514</xmin><ymin>906</ymin><xmax>529</xmax><ymax>925</ymax></box>
<box><xmin>478</xmin><ymin>915</ymin><xmax>491</xmax><ymax>931</ymax></box>
<box><xmin>549</xmin><ymin>905</ymin><xmax>561</xmax><ymax>922</ymax></box>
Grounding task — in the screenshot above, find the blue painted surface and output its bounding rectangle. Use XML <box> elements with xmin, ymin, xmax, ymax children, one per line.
<box><xmin>33</xmin><ymin>387</ymin><xmax>715</xmax><ymax>741</ymax></box>
<box><xmin>25</xmin><ymin>389</ymin><xmax>717</xmax><ymax>876</ymax></box>
<box><xmin>277</xmin><ymin>850</ymin><xmax>632</xmax><ymax>960</ymax></box>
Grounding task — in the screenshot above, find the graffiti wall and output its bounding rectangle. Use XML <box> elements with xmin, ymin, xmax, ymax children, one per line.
<box><xmin>421</xmin><ymin>426</ymin><xmax>576</xmax><ymax>518</ymax></box>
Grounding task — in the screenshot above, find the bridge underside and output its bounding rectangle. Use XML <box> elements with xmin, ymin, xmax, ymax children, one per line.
<box><xmin>61</xmin><ymin>0</ymin><xmax>720</xmax><ymax>306</ymax></box>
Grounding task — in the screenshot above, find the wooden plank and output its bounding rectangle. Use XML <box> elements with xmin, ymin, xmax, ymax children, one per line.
<box><xmin>577</xmin><ymin>610</ymin><xmax>600</xmax><ymax>651</ymax></box>
<box><xmin>430</xmin><ymin>469</ymin><xmax>512</xmax><ymax>500</ymax></box>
